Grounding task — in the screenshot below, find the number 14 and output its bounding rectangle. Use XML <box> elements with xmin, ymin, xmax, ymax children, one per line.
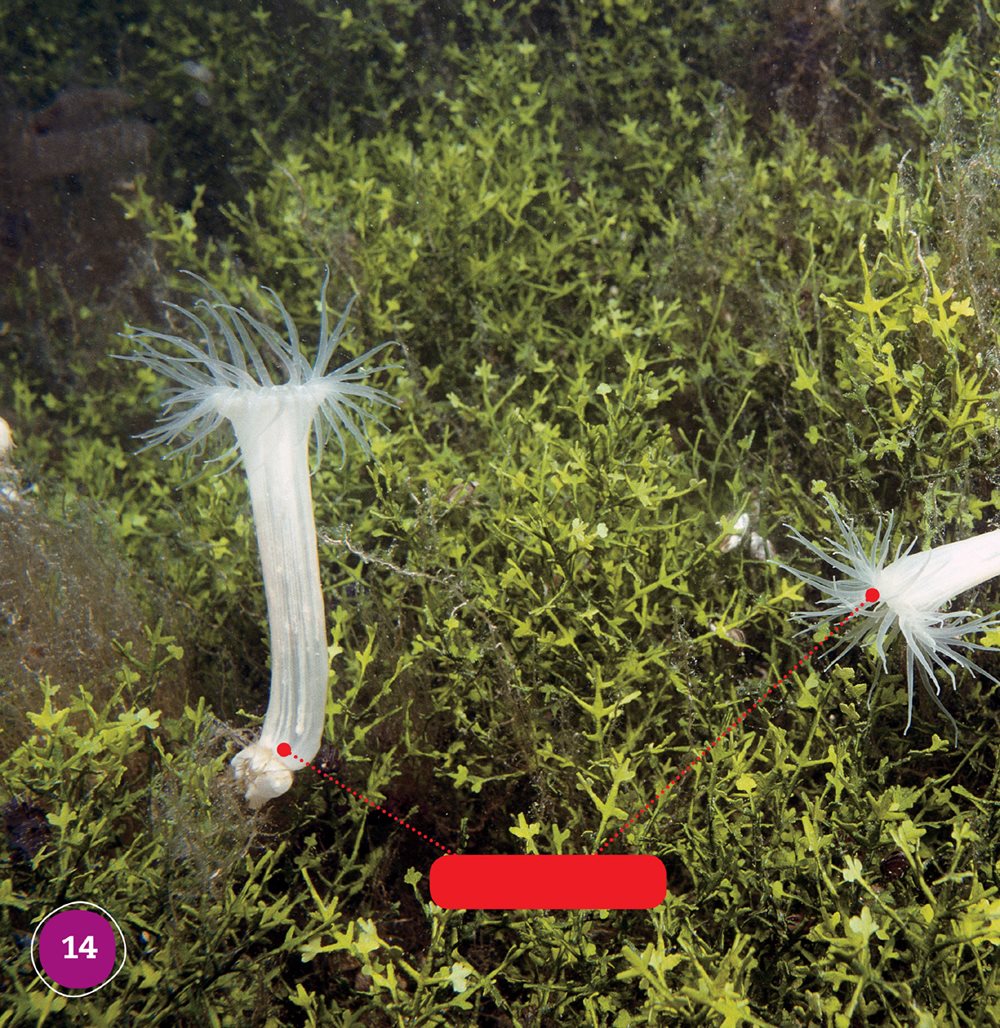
<box><xmin>62</xmin><ymin>935</ymin><xmax>98</xmax><ymax>959</ymax></box>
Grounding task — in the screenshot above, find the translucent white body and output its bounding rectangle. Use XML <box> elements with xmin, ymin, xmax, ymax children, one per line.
<box><xmin>875</xmin><ymin>530</ymin><xmax>1000</xmax><ymax>615</ymax></box>
<box><xmin>226</xmin><ymin>387</ymin><xmax>329</xmax><ymax>806</ymax></box>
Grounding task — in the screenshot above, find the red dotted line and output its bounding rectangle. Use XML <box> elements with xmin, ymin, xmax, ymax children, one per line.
<box><xmin>275</xmin><ymin>589</ymin><xmax>878</xmax><ymax>861</ymax></box>
<box><xmin>276</xmin><ymin>741</ymin><xmax>454</xmax><ymax>855</ymax></box>
<box><xmin>595</xmin><ymin>591</ymin><xmax>878</xmax><ymax>853</ymax></box>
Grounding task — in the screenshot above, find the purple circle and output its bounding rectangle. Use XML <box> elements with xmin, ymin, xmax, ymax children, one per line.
<box><xmin>38</xmin><ymin>909</ymin><xmax>116</xmax><ymax>989</ymax></box>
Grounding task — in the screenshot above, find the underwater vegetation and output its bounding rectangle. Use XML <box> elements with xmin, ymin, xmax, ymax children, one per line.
<box><xmin>1</xmin><ymin>0</ymin><xmax>999</xmax><ymax>1025</ymax></box>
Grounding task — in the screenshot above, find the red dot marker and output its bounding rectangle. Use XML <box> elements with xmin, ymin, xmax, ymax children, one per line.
<box><xmin>276</xmin><ymin>742</ymin><xmax>292</xmax><ymax>757</ymax></box>
<box><xmin>865</xmin><ymin>587</ymin><xmax>880</xmax><ymax>603</ymax></box>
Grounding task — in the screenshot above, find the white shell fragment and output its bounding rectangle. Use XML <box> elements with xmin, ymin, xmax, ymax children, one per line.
<box><xmin>719</xmin><ymin>508</ymin><xmax>775</xmax><ymax>559</ymax></box>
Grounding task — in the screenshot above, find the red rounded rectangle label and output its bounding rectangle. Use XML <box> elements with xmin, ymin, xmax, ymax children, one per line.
<box><xmin>429</xmin><ymin>854</ymin><xmax>666</xmax><ymax>910</ymax></box>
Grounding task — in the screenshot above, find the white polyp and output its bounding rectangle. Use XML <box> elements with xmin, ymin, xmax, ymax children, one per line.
<box><xmin>120</xmin><ymin>270</ymin><xmax>396</xmax><ymax>809</ymax></box>
<box><xmin>777</xmin><ymin>495</ymin><xmax>1000</xmax><ymax>739</ymax></box>
<box><xmin>0</xmin><ymin>416</ymin><xmax>14</xmax><ymax>462</ymax></box>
